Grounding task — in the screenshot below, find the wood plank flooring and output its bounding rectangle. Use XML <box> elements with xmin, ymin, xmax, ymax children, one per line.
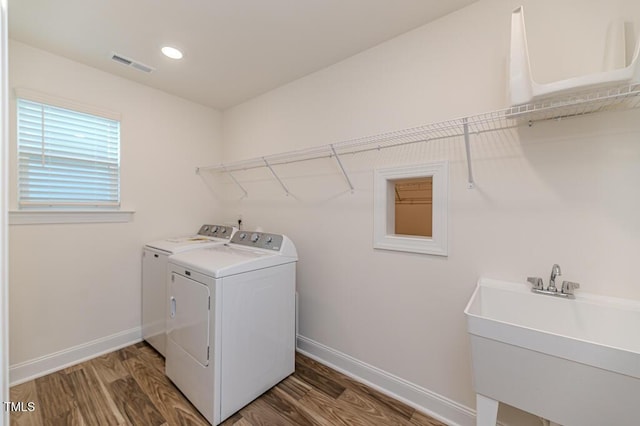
<box><xmin>10</xmin><ymin>342</ymin><xmax>447</xmax><ymax>426</ymax></box>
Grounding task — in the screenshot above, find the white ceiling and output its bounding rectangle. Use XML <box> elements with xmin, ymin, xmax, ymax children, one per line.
<box><xmin>9</xmin><ymin>0</ymin><xmax>477</xmax><ymax>109</ymax></box>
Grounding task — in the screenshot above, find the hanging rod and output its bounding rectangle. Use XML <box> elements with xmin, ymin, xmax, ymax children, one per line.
<box><xmin>197</xmin><ymin>83</ymin><xmax>640</xmax><ymax>182</ymax></box>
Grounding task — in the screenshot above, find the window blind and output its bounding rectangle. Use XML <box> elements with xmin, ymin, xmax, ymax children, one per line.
<box><xmin>17</xmin><ymin>98</ymin><xmax>120</xmax><ymax>208</ymax></box>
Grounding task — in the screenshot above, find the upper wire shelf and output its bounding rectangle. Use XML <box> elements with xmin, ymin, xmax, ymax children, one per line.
<box><xmin>197</xmin><ymin>83</ymin><xmax>640</xmax><ymax>190</ymax></box>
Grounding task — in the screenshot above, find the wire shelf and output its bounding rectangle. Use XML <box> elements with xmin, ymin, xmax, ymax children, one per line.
<box><xmin>197</xmin><ymin>83</ymin><xmax>640</xmax><ymax>190</ymax></box>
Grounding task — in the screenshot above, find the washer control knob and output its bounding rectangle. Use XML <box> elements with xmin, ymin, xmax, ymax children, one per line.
<box><xmin>211</xmin><ymin>225</ymin><xmax>219</xmax><ymax>233</ymax></box>
<box><xmin>221</xmin><ymin>227</ymin><xmax>227</xmax><ymax>234</ymax></box>
<box><xmin>251</xmin><ymin>233</ymin><xmax>260</xmax><ymax>243</ymax></box>
<box><xmin>266</xmin><ymin>236</ymin><xmax>273</xmax><ymax>243</ymax></box>
<box><xmin>239</xmin><ymin>233</ymin><xmax>246</xmax><ymax>240</ymax></box>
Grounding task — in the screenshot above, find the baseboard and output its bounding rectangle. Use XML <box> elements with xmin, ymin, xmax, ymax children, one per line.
<box><xmin>296</xmin><ymin>335</ymin><xmax>476</xmax><ymax>426</ymax></box>
<box><xmin>10</xmin><ymin>327</ymin><xmax>142</xmax><ymax>386</ymax></box>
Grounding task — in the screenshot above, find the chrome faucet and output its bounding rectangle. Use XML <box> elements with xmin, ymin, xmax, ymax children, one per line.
<box><xmin>548</xmin><ymin>264</ymin><xmax>561</xmax><ymax>292</ymax></box>
<box><xmin>527</xmin><ymin>264</ymin><xmax>580</xmax><ymax>299</ymax></box>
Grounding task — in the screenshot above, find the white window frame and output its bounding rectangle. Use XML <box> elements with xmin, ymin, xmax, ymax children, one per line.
<box><xmin>373</xmin><ymin>162</ymin><xmax>448</xmax><ymax>256</ymax></box>
<box><xmin>11</xmin><ymin>88</ymin><xmax>133</xmax><ymax>225</ymax></box>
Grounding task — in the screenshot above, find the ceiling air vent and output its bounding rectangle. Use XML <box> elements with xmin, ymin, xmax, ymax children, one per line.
<box><xmin>111</xmin><ymin>53</ymin><xmax>155</xmax><ymax>73</ymax></box>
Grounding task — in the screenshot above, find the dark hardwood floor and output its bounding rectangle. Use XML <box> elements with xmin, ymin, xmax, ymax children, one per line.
<box><xmin>10</xmin><ymin>342</ymin><xmax>447</xmax><ymax>425</ymax></box>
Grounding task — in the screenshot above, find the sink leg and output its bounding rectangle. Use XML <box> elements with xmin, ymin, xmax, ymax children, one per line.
<box><xmin>476</xmin><ymin>394</ymin><xmax>499</xmax><ymax>426</ymax></box>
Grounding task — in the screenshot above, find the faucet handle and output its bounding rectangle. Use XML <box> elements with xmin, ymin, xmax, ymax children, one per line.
<box><xmin>561</xmin><ymin>281</ymin><xmax>580</xmax><ymax>295</ymax></box>
<box><xmin>527</xmin><ymin>277</ymin><xmax>544</xmax><ymax>290</ymax></box>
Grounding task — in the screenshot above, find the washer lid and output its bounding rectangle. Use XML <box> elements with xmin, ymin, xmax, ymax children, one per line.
<box><xmin>145</xmin><ymin>235</ymin><xmax>227</xmax><ymax>254</ymax></box>
<box><xmin>169</xmin><ymin>245</ymin><xmax>296</xmax><ymax>278</ymax></box>
<box><xmin>145</xmin><ymin>224</ymin><xmax>237</xmax><ymax>254</ymax></box>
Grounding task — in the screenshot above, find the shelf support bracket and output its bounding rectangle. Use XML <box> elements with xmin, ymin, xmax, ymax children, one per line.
<box><xmin>463</xmin><ymin>118</ymin><xmax>475</xmax><ymax>189</ymax></box>
<box><xmin>330</xmin><ymin>144</ymin><xmax>354</xmax><ymax>192</ymax></box>
<box><xmin>263</xmin><ymin>158</ymin><xmax>290</xmax><ymax>195</ymax></box>
<box><xmin>224</xmin><ymin>167</ymin><xmax>248</xmax><ymax>198</ymax></box>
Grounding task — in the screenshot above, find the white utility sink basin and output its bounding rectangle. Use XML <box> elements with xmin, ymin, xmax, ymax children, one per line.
<box><xmin>464</xmin><ymin>278</ymin><xmax>640</xmax><ymax>426</ymax></box>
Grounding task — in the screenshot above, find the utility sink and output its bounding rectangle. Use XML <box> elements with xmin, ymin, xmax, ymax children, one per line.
<box><xmin>464</xmin><ymin>278</ymin><xmax>640</xmax><ymax>426</ymax></box>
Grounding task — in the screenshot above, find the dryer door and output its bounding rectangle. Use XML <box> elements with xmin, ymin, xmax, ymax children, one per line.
<box><xmin>167</xmin><ymin>272</ymin><xmax>210</xmax><ymax>367</ymax></box>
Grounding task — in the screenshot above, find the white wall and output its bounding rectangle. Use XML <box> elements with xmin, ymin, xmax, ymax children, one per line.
<box><xmin>8</xmin><ymin>40</ymin><xmax>222</xmax><ymax>379</ymax></box>
<box><xmin>220</xmin><ymin>0</ymin><xmax>640</xmax><ymax>424</ymax></box>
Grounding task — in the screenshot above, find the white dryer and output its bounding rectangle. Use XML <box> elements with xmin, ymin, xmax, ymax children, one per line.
<box><xmin>166</xmin><ymin>231</ymin><xmax>297</xmax><ymax>425</ymax></box>
<box><xmin>142</xmin><ymin>224</ymin><xmax>235</xmax><ymax>356</ymax></box>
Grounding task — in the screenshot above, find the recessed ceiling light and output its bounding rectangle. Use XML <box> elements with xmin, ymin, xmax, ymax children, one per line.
<box><xmin>161</xmin><ymin>46</ymin><xmax>183</xmax><ymax>60</ymax></box>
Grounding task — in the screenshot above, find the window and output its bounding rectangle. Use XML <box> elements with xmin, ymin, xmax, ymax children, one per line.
<box><xmin>16</xmin><ymin>93</ymin><xmax>120</xmax><ymax>209</ymax></box>
<box><xmin>394</xmin><ymin>177</ymin><xmax>433</xmax><ymax>237</ymax></box>
<box><xmin>373</xmin><ymin>162</ymin><xmax>448</xmax><ymax>256</ymax></box>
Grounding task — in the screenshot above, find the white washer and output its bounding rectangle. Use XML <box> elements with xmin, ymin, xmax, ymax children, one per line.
<box><xmin>142</xmin><ymin>224</ymin><xmax>235</xmax><ymax>356</ymax></box>
<box><xmin>166</xmin><ymin>231</ymin><xmax>297</xmax><ymax>425</ymax></box>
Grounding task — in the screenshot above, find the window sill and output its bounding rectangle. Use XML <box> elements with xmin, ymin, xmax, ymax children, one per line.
<box><xmin>374</xmin><ymin>234</ymin><xmax>448</xmax><ymax>256</ymax></box>
<box><xmin>9</xmin><ymin>210</ymin><xmax>135</xmax><ymax>225</ymax></box>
